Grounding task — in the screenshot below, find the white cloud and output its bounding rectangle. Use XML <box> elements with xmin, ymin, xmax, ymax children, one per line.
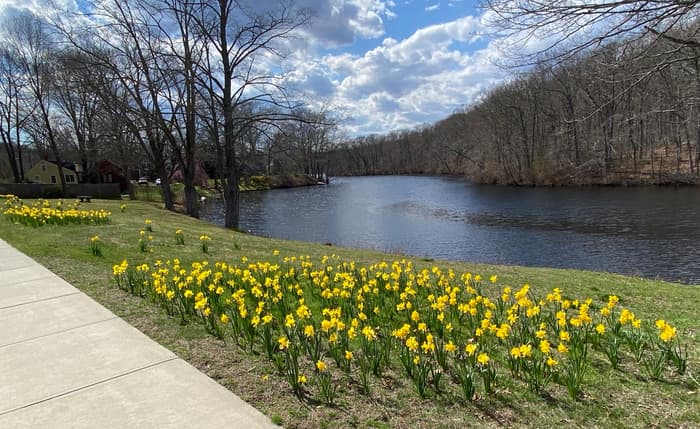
<box><xmin>286</xmin><ymin>14</ymin><xmax>508</xmax><ymax>135</ymax></box>
<box><xmin>425</xmin><ymin>3</ymin><xmax>439</xmax><ymax>12</ymax></box>
<box><xmin>0</xmin><ymin>0</ymin><xmax>81</xmax><ymax>18</ymax></box>
<box><xmin>284</xmin><ymin>60</ymin><xmax>337</xmax><ymax>98</ymax></box>
<box><xmin>298</xmin><ymin>0</ymin><xmax>396</xmax><ymax>47</ymax></box>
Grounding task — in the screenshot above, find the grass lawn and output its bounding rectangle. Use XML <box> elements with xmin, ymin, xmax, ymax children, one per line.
<box><xmin>131</xmin><ymin>182</ymin><xmax>220</xmax><ymax>204</ymax></box>
<box><xmin>1</xmin><ymin>198</ymin><xmax>698</xmax><ymax>428</ymax></box>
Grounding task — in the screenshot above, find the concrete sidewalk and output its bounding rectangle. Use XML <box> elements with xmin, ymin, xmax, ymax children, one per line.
<box><xmin>0</xmin><ymin>239</ymin><xmax>277</xmax><ymax>428</ymax></box>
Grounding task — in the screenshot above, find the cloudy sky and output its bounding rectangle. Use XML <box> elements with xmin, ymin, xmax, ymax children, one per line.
<box><xmin>0</xmin><ymin>0</ymin><xmax>510</xmax><ymax>136</ymax></box>
<box><xmin>288</xmin><ymin>0</ymin><xmax>508</xmax><ymax>135</ymax></box>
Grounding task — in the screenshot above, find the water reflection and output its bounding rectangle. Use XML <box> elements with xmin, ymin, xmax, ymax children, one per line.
<box><xmin>200</xmin><ymin>176</ymin><xmax>700</xmax><ymax>284</ymax></box>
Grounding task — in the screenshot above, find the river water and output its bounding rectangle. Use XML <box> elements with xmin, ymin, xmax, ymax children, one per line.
<box><xmin>200</xmin><ymin>176</ymin><xmax>700</xmax><ymax>284</ymax></box>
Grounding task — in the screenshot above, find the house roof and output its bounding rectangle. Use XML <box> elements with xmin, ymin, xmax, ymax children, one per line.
<box><xmin>31</xmin><ymin>160</ymin><xmax>75</xmax><ymax>169</ymax></box>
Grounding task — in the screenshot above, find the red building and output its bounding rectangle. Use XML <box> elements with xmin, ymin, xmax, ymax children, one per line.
<box><xmin>170</xmin><ymin>161</ymin><xmax>210</xmax><ymax>188</ymax></box>
<box><xmin>95</xmin><ymin>160</ymin><xmax>128</xmax><ymax>191</ymax></box>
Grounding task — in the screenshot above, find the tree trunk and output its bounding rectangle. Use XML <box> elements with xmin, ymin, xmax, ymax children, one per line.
<box><xmin>41</xmin><ymin>110</ymin><xmax>67</xmax><ymax>196</ymax></box>
<box><xmin>153</xmin><ymin>154</ymin><xmax>173</xmax><ymax>210</ymax></box>
<box><xmin>696</xmin><ymin>122</ymin><xmax>700</xmax><ymax>177</ymax></box>
<box><xmin>53</xmin><ymin>152</ymin><xmax>67</xmax><ymax>197</ymax></box>
<box><xmin>124</xmin><ymin>166</ymin><xmax>135</xmax><ymax>199</ymax></box>
<box><xmin>158</xmin><ymin>174</ymin><xmax>174</xmax><ymax>208</ymax></box>
<box><xmin>224</xmin><ymin>157</ymin><xmax>240</xmax><ymax>229</ymax></box>
<box><xmin>183</xmin><ymin>155</ymin><xmax>199</xmax><ymax>218</ymax></box>
<box><xmin>0</xmin><ymin>131</ymin><xmax>20</xmax><ymax>183</ymax></box>
<box><xmin>219</xmin><ymin>2</ymin><xmax>240</xmax><ymax>230</ymax></box>
<box><xmin>16</xmin><ymin>118</ymin><xmax>24</xmax><ymax>182</ymax></box>
<box><xmin>145</xmin><ymin>127</ymin><xmax>174</xmax><ymax>211</ymax></box>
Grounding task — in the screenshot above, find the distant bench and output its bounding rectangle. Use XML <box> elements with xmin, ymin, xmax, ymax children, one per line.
<box><xmin>77</xmin><ymin>195</ymin><xmax>92</xmax><ymax>203</ymax></box>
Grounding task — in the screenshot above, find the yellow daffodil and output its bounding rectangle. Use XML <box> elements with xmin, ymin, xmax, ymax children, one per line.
<box><xmin>406</xmin><ymin>336</ymin><xmax>419</xmax><ymax>352</ymax></box>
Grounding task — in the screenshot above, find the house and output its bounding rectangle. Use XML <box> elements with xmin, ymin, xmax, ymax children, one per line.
<box><xmin>26</xmin><ymin>160</ymin><xmax>78</xmax><ymax>185</ymax></box>
<box><xmin>95</xmin><ymin>160</ymin><xmax>128</xmax><ymax>191</ymax></box>
<box><xmin>170</xmin><ymin>160</ymin><xmax>210</xmax><ymax>188</ymax></box>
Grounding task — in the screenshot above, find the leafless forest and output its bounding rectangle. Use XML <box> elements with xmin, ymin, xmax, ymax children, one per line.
<box><xmin>332</xmin><ymin>2</ymin><xmax>700</xmax><ymax>185</ymax></box>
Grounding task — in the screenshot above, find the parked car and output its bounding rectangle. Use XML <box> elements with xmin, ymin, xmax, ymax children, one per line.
<box><xmin>138</xmin><ymin>177</ymin><xmax>148</xmax><ymax>185</ymax></box>
<box><xmin>155</xmin><ymin>178</ymin><xmax>161</xmax><ymax>185</ymax></box>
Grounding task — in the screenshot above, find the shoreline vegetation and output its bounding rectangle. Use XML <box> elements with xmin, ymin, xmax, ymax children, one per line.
<box><xmin>239</xmin><ymin>174</ymin><xmax>325</xmax><ymax>191</ymax></box>
<box><xmin>133</xmin><ymin>174</ymin><xmax>324</xmax><ymax>205</ymax></box>
<box><xmin>135</xmin><ymin>172</ymin><xmax>699</xmax><ymax>209</ymax></box>
<box><xmin>331</xmin><ymin>172</ymin><xmax>700</xmax><ymax>187</ymax></box>
<box><xmin>1</xmin><ymin>198</ymin><xmax>698</xmax><ymax>428</ymax></box>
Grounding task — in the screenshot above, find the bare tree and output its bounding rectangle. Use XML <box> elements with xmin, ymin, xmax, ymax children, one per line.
<box><xmin>273</xmin><ymin>108</ymin><xmax>338</xmax><ymax>181</ymax></box>
<box><xmin>131</xmin><ymin>0</ymin><xmax>207</xmax><ymax>217</ymax></box>
<box><xmin>194</xmin><ymin>0</ymin><xmax>307</xmax><ymax>229</ymax></box>
<box><xmin>483</xmin><ymin>0</ymin><xmax>700</xmax><ymax>66</ymax></box>
<box><xmin>53</xmin><ymin>50</ymin><xmax>103</xmax><ymax>181</ymax></box>
<box><xmin>0</xmin><ymin>45</ymin><xmax>32</xmax><ymax>183</ymax></box>
<box><xmin>2</xmin><ymin>12</ymin><xmax>67</xmax><ymax>194</ymax></box>
<box><xmin>62</xmin><ymin>0</ymin><xmax>181</xmax><ymax>209</ymax></box>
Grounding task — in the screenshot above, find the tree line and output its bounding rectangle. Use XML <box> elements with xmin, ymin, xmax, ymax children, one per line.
<box><xmin>331</xmin><ymin>2</ymin><xmax>700</xmax><ymax>185</ymax></box>
<box><xmin>0</xmin><ymin>1</ymin><xmax>338</xmax><ymax>228</ymax></box>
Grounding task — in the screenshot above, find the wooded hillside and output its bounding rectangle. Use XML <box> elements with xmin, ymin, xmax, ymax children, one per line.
<box><xmin>332</xmin><ymin>21</ymin><xmax>700</xmax><ymax>185</ymax></box>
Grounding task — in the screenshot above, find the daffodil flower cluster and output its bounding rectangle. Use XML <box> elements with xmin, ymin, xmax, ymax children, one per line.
<box><xmin>89</xmin><ymin>235</ymin><xmax>102</xmax><ymax>257</ymax></box>
<box><xmin>175</xmin><ymin>229</ymin><xmax>185</xmax><ymax>245</ymax></box>
<box><xmin>112</xmin><ymin>253</ymin><xmax>687</xmax><ymax>403</ymax></box>
<box><xmin>3</xmin><ymin>196</ymin><xmax>111</xmax><ymax>227</ymax></box>
<box><xmin>199</xmin><ymin>235</ymin><xmax>211</xmax><ymax>253</ymax></box>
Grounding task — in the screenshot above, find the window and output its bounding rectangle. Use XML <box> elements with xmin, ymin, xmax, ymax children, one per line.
<box><xmin>66</xmin><ymin>175</ymin><xmax>75</xmax><ymax>183</ymax></box>
<box><xmin>42</xmin><ymin>165</ymin><xmax>46</xmax><ymax>172</ymax></box>
<box><xmin>34</xmin><ymin>175</ymin><xmax>39</xmax><ymax>182</ymax></box>
<box><xmin>51</xmin><ymin>175</ymin><xmax>56</xmax><ymax>184</ymax></box>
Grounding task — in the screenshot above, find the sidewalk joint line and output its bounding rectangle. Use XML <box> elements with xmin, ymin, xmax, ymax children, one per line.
<box><xmin>0</xmin><ymin>291</ymin><xmax>82</xmax><ymax>310</ymax></box>
<box><xmin>0</xmin><ymin>272</ymin><xmax>56</xmax><ymax>287</ymax></box>
<box><xmin>0</xmin><ymin>264</ymin><xmax>53</xmax><ymax>275</ymax></box>
<box><xmin>0</xmin><ymin>316</ymin><xmax>119</xmax><ymax>349</ymax></box>
<box><xmin>0</xmin><ymin>357</ymin><xmax>180</xmax><ymax>417</ymax></box>
<box><xmin>0</xmin><ymin>261</ymin><xmax>37</xmax><ymax>271</ymax></box>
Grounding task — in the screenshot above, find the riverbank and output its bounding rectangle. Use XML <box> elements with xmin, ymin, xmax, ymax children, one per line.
<box><xmin>133</xmin><ymin>174</ymin><xmax>323</xmax><ymax>204</ymax></box>
<box><xmin>241</xmin><ymin>174</ymin><xmax>324</xmax><ymax>191</ymax></box>
<box><xmin>336</xmin><ymin>171</ymin><xmax>700</xmax><ymax>187</ymax></box>
<box><xmin>1</xmin><ymin>198</ymin><xmax>698</xmax><ymax>428</ymax></box>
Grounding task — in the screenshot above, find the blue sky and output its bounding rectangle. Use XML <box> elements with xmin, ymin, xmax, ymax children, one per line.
<box><xmin>346</xmin><ymin>0</ymin><xmax>490</xmax><ymax>56</ymax></box>
<box><xmin>282</xmin><ymin>0</ymin><xmax>508</xmax><ymax>135</ymax></box>
<box><xmin>1</xmin><ymin>0</ymin><xmax>509</xmax><ymax>136</ymax></box>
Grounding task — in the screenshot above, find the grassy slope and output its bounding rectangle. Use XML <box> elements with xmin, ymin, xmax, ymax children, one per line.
<box><xmin>1</xmin><ymin>199</ymin><xmax>698</xmax><ymax>428</ymax></box>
